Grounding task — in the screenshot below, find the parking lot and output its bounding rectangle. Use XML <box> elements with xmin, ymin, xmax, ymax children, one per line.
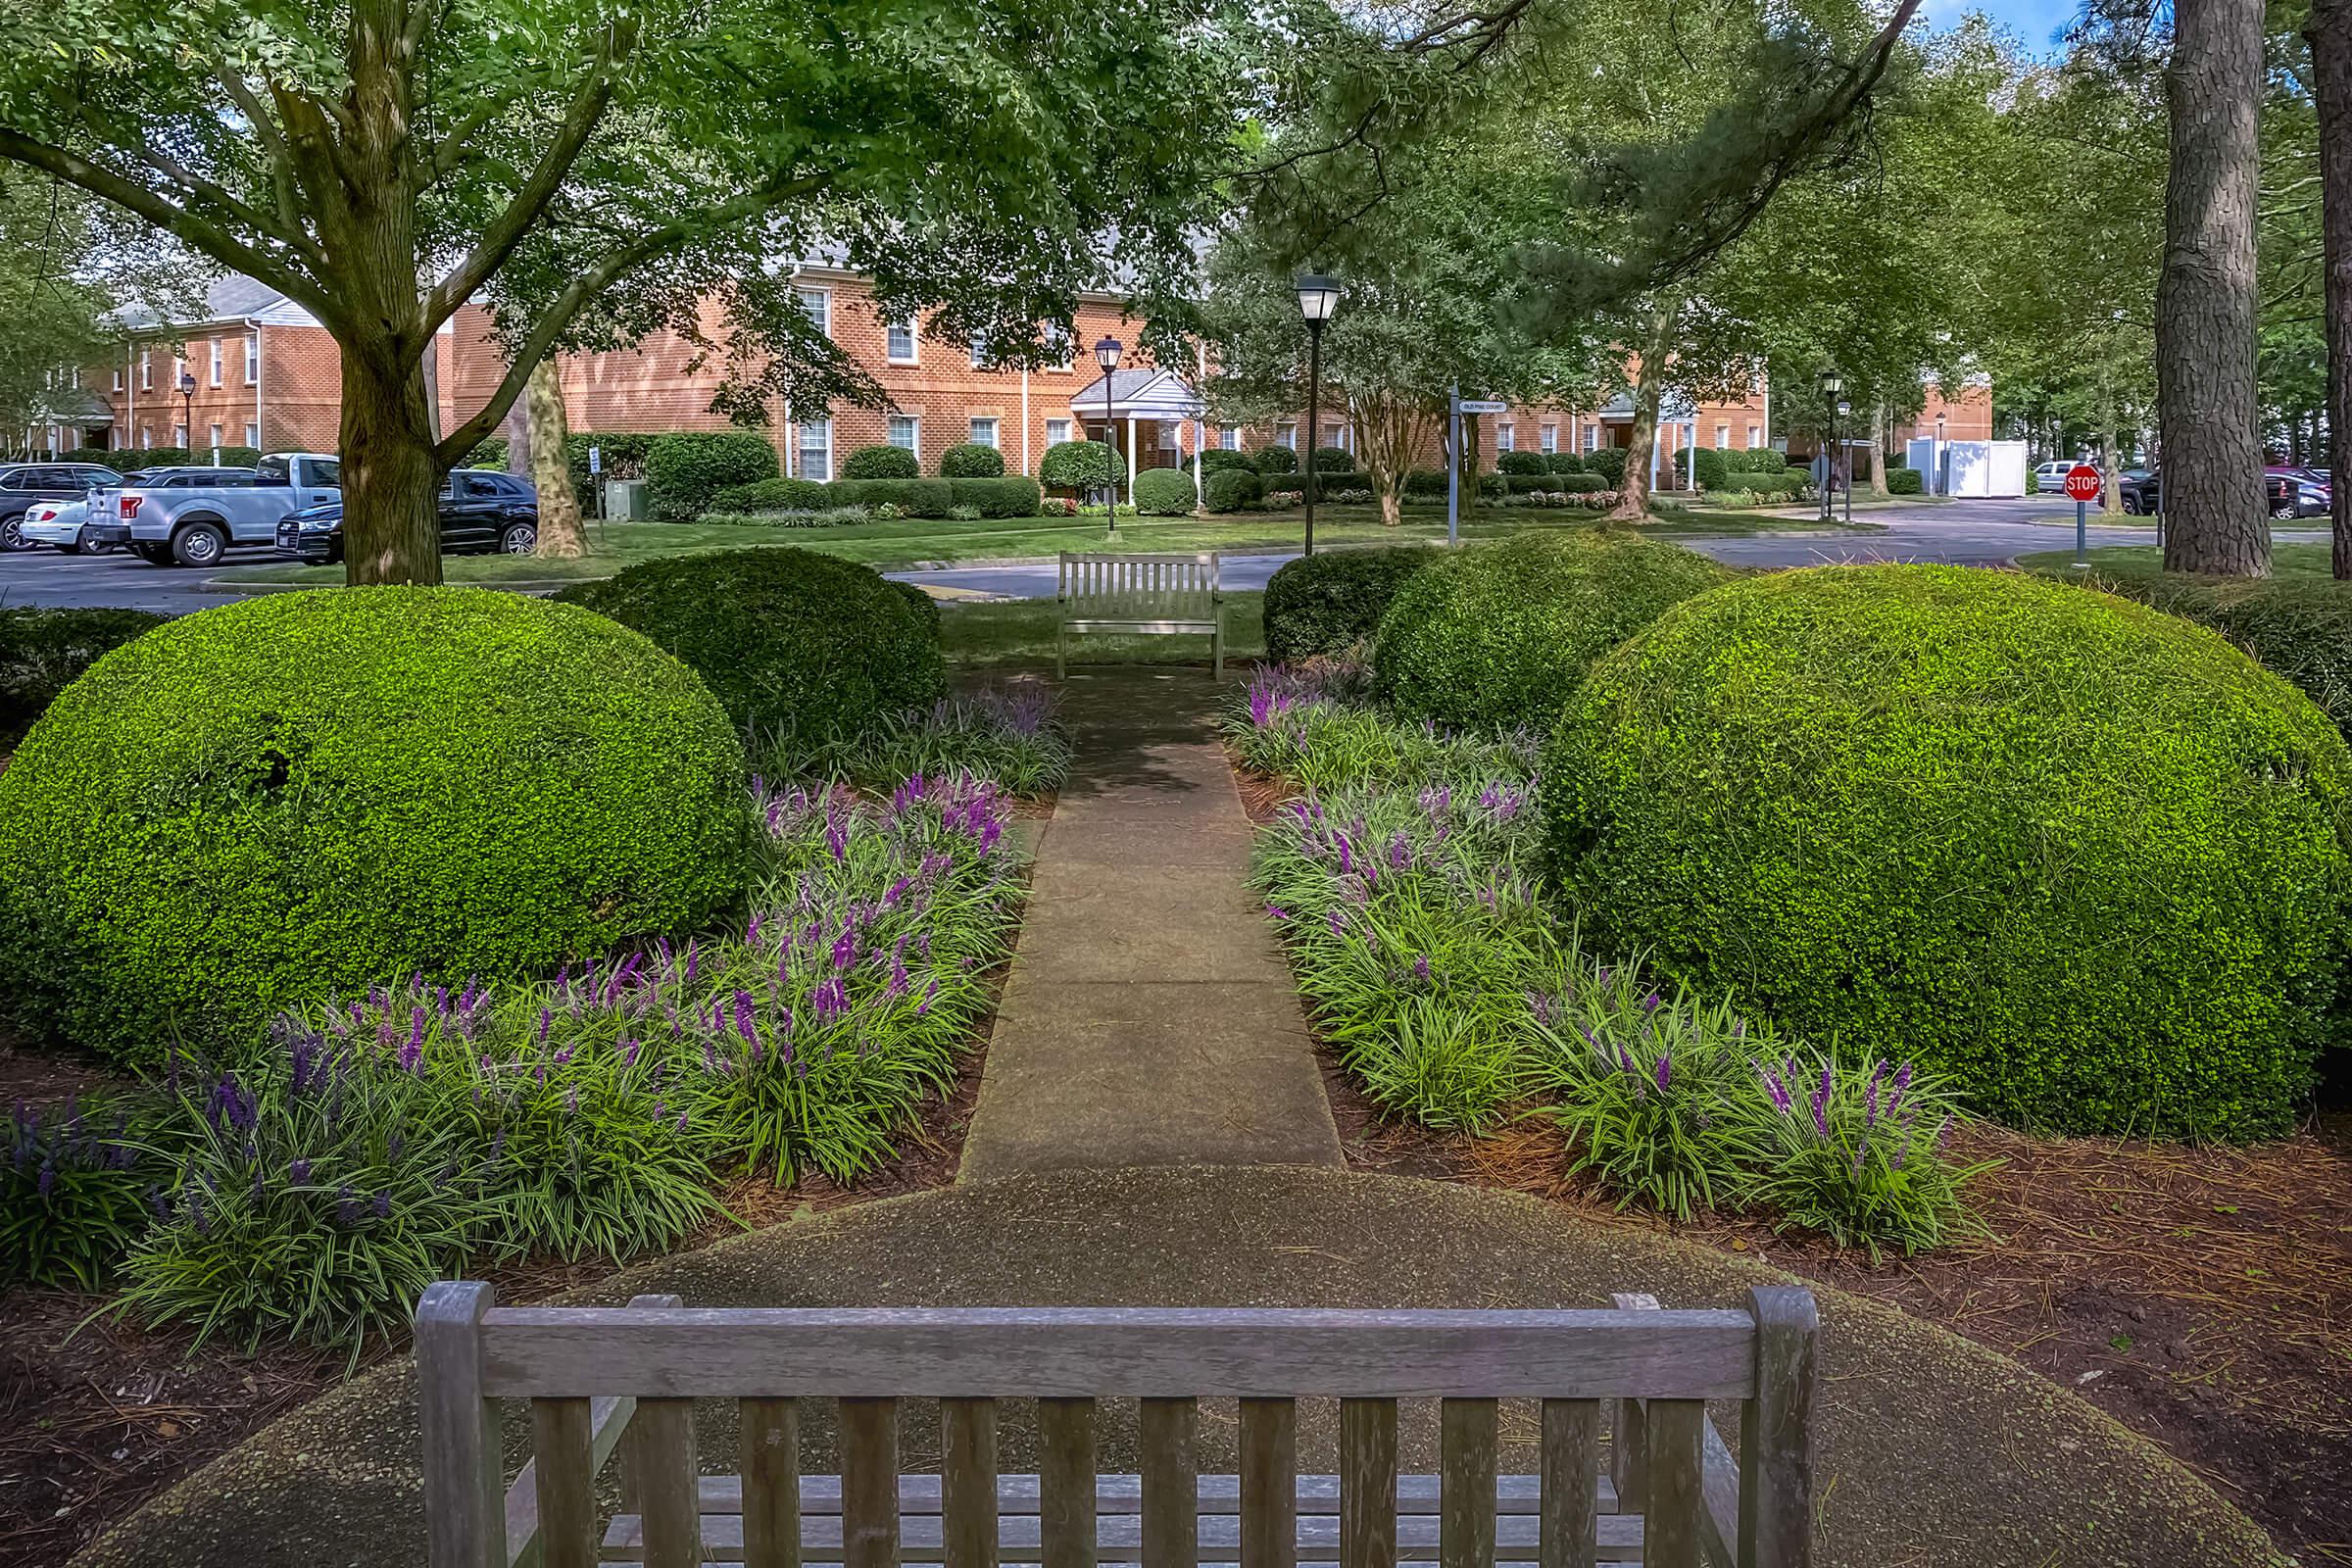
<box><xmin>0</xmin><ymin>544</ymin><xmax>263</xmax><ymax>613</ymax></box>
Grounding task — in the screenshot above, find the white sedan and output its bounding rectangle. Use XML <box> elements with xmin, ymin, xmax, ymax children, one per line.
<box><xmin>18</xmin><ymin>495</ymin><xmax>113</xmax><ymax>554</ymax></box>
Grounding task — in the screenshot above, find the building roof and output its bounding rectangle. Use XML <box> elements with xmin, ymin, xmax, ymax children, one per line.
<box><xmin>111</xmin><ymin>274</ymin><xmax>320</xmax><ymax>332</ymax></box>
<box><xmin>1066</xmin><ymin>368</ymin><xmax>1202</xmax><ymax>418</ymax></box>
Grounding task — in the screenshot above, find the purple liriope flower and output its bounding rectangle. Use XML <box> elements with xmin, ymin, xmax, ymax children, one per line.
<box><xmin>1326</xmin><ymin>907</ymin><xmax>1348</xmax><ymax>938</ymax></box>
<box><xmin>290</xmin><ymin>1158</ymin><xmax>312</xmax><ymax>1186</ymax></box>
<box><xmin>400</xmin><ymin>1007</ymin><xmax>426</xmax><ymax>1073</ymax></box>
<box><xmin>734</xmin><ymin>991</ymin><xmax>759</xmax><ymax>1046</ymax></box>
<box><xmin>1812</xmin><ymin>1065</ymin><xmax>1834</xmax><ymax>1139</ymax></box>
<box><xmin>372</xmin><ymin>1192</ymin><xmax>391</xmax><ymax>1219</ymax></box>
<box><xmin>748</xmin><ymin>910</ymin><xmax>763</xmax><ymax>947</ymax></box>
<box><xmin>1865</xmin><ymin>1059</ymin><xmax>1888</xmax><ymax>1125</ymax></box>
<box><xmin>1412</xmin><ymin>955</ymin><xmax>1432</xmax><ymax>982</ymax></box>
<box><xmin>537</xmin><ymin>1007</ymin><xmax>553</xmax><ymax>1046</ymax></box>
<box><xmin>1654</xmin><ymin>1054</ymin><xmax>1672</xmax><ymax>1093</ymax></box>
<box><xmin>1641</xmin><ymin>991</ymin><xmax>1662</xmax><ymax>1014</ymax></box>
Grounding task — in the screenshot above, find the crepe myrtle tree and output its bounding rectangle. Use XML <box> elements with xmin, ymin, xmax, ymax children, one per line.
<box><xmin>0</xmin><ymin>0</ymin><xmax>1244</xmax><ymax>583</ymax></box>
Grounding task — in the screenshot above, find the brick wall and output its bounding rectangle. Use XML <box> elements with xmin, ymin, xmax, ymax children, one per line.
<box><xmin>96</xmin><ymin>325</ymin><xmax>345</xmax><ymax>457</ymax></box>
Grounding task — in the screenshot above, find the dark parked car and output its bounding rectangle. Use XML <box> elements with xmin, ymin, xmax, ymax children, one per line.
<box><xmin>2117</xmin><ymin>468</ymin><xmax>2159</xmax><ymax>515</ymax></box>
<box><xmin>274</xmin><ymin>469</ymin><xmax>539</xmax><ymax>563</ymax></box>
<box><xmin>2266</xmin><ymin>466</ymin><xmax>2330</xmax><ymax>520</ymax></box>
<box><xmin>0</xmin><ymin>460</ymin><xmax>125</xmax><ymax>550</ymax></box>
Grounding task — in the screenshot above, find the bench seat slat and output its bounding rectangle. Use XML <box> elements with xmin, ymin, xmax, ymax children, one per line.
<box><xmin>692</xmin><ymin>1475</ymin><xmax>1620</xmax><ymax>1518</ymax></box>
<box><xmin>600</xmin><ymin>1508</ymin><xmax>1647</xmax><ymax>1562</ymax></box>
<box><xmin>478</xmin><ymin>1308</ymin><xmax>1758</xmax><ymax>1399</ymax></box>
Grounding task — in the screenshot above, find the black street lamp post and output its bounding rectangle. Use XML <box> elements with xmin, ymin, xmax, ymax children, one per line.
<box><xmin>1816</xmin><ymin>369</ymin><xmax>1843</xmax><ymax>523</ymax></box>
<box><xmin>178</xmin><ymin>371</ymin><xmax>197</xmax><ymax>453</ymax></box>
<box><xmin>1096</xmin><ymin>335</ymin><xmax>1122</xmax><ymax>544</ymax></box>
<box><xmin>1295</xmin><ymin>273</ymin><xmax>1341</xmax><ymax>557</ymax></box>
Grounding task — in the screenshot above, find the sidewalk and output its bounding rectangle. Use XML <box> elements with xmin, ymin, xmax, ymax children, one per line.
<box><xmin>957</xmin><ymin>668</ymin><xmax>1343</xmax><ymax>1180</ymax></box>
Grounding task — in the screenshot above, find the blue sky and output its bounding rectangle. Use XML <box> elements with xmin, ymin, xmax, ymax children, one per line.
<box><xmin>1923</xmin><ymin>0</ymin><xmax>2081</xmax><ymax>53</ymax></box>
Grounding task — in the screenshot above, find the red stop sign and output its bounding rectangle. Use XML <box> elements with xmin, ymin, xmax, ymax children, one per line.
<box><xmin>2064</xmin><ymin>464</ymin><xmax>2103</xmax><ymax>503</ymax></box>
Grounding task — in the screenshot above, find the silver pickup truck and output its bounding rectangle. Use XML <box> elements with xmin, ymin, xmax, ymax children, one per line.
<box><xmin>85</xmin><ymin>452</ymin><xmax>341</xmax><ymax>567</ymax></box>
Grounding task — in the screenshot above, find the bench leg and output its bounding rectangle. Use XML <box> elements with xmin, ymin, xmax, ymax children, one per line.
<box><xmin>1212</xmin><ymin>616</ymin><xmax>1223</xmax><ymax>682</ymax></box>
<box><xmin>1056</xmin><ymin>618</ymin><xmax>1066</xmax><ymax>682</ymax></box>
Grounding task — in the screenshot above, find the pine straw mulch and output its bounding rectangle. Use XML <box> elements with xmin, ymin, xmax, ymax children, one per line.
<box><xmin>1320</xmin><ymin>1054</ymin><xmax>2352</xmax><ymax>1564</ymax></box>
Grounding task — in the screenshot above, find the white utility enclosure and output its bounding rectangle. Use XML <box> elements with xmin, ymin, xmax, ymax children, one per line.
<box><xmin>1905</xmin><ymin>438</ymin><xmax>2029</xmax><ymax>497</ymax></box>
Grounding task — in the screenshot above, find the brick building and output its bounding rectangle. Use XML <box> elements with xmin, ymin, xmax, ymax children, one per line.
<box><xmin>77</xmin><ymin>270</ymin><xmax>1990</xmax><ymax>485</ymax></box>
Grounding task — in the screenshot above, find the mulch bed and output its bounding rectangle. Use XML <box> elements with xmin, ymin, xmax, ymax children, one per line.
<box><xmin>1322</xmin><ymin>1052</ymin><xmax>2352</xmax><ymax>1563</ymax></box>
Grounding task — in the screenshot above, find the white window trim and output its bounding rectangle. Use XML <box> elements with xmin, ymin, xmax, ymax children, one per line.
<box><xmin>970</xmin><ymin>416</ymin><xmax>1001</xmax><ymax>448</ymax></box>
<box><xmin>139</xmin><ymin>352</ymin><xmax>152</xmax><ymax>391</ymax></box>
<box><xmin>797</xmin><ymin>286</ymin><xmax>831</xmax><ymax>338</ymax></box>
<box><xmin>245</xmin><ymin>335</ymin><xmax>260</xmax><ymax>384</ymax></box>
<box><xmin>1219</xmin><ymin>428</ymin><xmax>1241</xmax><ymax>451</ymax></box>
<box><xmin>887</xmin><ymin>414</ymin><xmax>919</xmax><ymax>452</ymax></box>
<box><xmin>208</xmin><ymin>422</ymin><xmax>223</xmax><ymax>450</ymax></box>
<box><xmin>1540</xmin><ymin>424</ymin><xmax>1557</xmax><ymax>454</ymax></box>
<box><xmin>113</xmin><ymin>368</ymin><xmax>123</xmax><ymax>392</ymax></box>
<box><xmin>244</xmin><ymin>420</ymin><xmax>261</xmax><ymax>448</ymax></box>
<box><xmin>1045</xmin><ymin>417</ymin><xmax>1072</xmax><ymax>446</ymax></box>
<box><xmin>209</xmin><ymin>340</ymin><xmax>223</xmax><ymax>386</ymax></box>
<box><xmin>797</xmin><ymin>417</ymin><xmax>834</xmax><ymax>481</ymax></box>
<box><xmin>968</xmin><ymin>334</ymin><xmax>992</xmax><ymax>370</ymax></box>
<box><xmin>1278</xmin><ymin>421</ymin><xmax>1298</xmax><ymax>451</ymax></box>
<box><xmin>1496</xmin><ymin>422</ymin><xmax>1515</xmax><ymax>452</ymax></box>
<box><xmin>1745</xmin><ymin>423</ymin><xmax>1762</xmax><ymax>449</ymax></box>
<box><xmin>886</xmin><ymin>318</ymin><xmax>919</xmax><ymax>366</ymax></box>
<box><xmin>1715</xmin><ymin>423</ymin><xmax>1731</xmax><ymax>449</ymax></box>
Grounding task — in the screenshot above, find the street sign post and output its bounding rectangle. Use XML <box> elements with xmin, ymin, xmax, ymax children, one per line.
<box><xmin>1446</xmin><ymin>395</ymin><xmax>1508</xmax><ymax>546</ymax></box>
<box><xmin>2064</xmin><ymin>463</ymin><xmax>2101</xmax><ymax>568</ymax></box>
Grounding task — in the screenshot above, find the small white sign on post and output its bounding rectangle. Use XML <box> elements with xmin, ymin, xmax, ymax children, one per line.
<box><xmin>1455</xmin><ymin>399</ymin><xmax>1509</xmax><ymax>416</ymax></box>
<box><xmin>587</xmin><ymin>445</ymin><xmax>603</xmax><ymax>475</ymax></box>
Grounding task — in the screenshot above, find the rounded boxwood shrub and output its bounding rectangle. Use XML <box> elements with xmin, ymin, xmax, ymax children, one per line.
<box><xmin>0</xmin><ymin>590</ymin><xmax>750</xmax><ymax>1064</ymax></box>
<box><xmin>1040</xmin><ymin>439</ymin><xmax>1116</xmax><ymax>490</ymax></box>
<box><xmin>559</xmin><ymin>547</ymin><xmax>944</xmax><ymax>741</ymax></box>
<box><xmin>947</xmin><ymin>475</ymin><xmax>1043</xmax><ymax>517</ymax></box>
<box><xmin>1690</xmin><ymin>448</ymin><xmax>1730</xmax><ymax>491</ymax></box>
<box><xmin>2</xmin><ymin>607</ymin><xmax>169</xmax><ymax>739</ymax></box>
<box><xmin>1204</xmin><ymin>468</ymin><xmax>1262</xmax><ymax>512</ymax></box>
<box><xmin>1189</xmin><ymin>449</ymin><xmax>1254</xmax><ymax>477</ymax></box>
<box><xmin>1254</xmin><ymin>444</ymin><xmax>1298</xmax><ymax>475</ymax></box>
<box><xmin>940</xmin><ymin>442</ymin><xmax>1005</xmax><ymax>478</ymax></box>
<box><xmin>1310</xmin><ymin>445</ymin><xmax>1353</xmax><ymax>474</ymax></box>
<box><xmin>842</xmin><ymin>443</ymin><xmax>922</xmax><ymax>480</ymax></box>
<box><xmin>1374</xmin><ymin>532</ymin><xmax>1726</xmax><ymax>732</ymax></box>
<box><xmin>1583</xmin><ymin>447</ymin><xmax>1628</xmax><ymax>484</ymax></box>
<box><xmin>1133</xmin><ymin>466</ymin><xmax>1198</xmax><ymax>516</ymax></box>
<box><xmin>1741</xmin><ymin>447</ymin><xmax>1786</xmax><ymax>472</ymax></box>
<box><xmin>1545</xmin><ymin>452</ymin><xmax>1586</xmax><ymax>475</ymax></box>
<box><xmin>1498</xmin><ymin>451</ymin><xmax>1550</xmax><ymax>476</ymax></box>
<box><xmin>645</xmin><ymin>431</ymin><xmax>780</xmax><ymax>520</ymax></box>
<box><xmin>1545</xmin><ymin>565</ymin><xmax>2352</xmax><ymax>1141</ymax></box>
<box><xmin>1264</xmin><ymin>548</ymin><xmax>1437</xmax><ymax>664</ymax></box>
<box><xmin>1886</xmin><ymin>466</ymin><xmax>1924</xmax><ymax>495</ymax></box>
<box><xmin>710</xmin><ymin>476</ymin><xmax>833</xmax><ymax>514</ymax></box>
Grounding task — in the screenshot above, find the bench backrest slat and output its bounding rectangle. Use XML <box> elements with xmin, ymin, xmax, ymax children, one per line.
<box><xmin>417</xmin><ymin>1289</ymin><xmax>1816</xmax><ymax>1568</ymax></box>
<box><xmin>1059</xmin><ymin>552</ymin><xmax>1218</xmax><ymax>621</ymax></box>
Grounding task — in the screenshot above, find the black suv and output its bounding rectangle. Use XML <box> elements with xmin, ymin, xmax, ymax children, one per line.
<box><xmin>274</xmin><ymin>469</ymin><xmax>540</xmax><ymax>564</ymax></box>
<box><xmin>0</xmin><ymin>461</ymin><xmax>126</xmax><ymax>550</ymax></box>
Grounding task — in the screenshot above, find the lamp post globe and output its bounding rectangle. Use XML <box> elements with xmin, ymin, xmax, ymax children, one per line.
<box><xmin>1294</xmin><ymin>273</ymin><xmax>1341</xmax><ymax>557</ymax></box>
<box><xmin>178</xmin><ymin>371</ymin><xmax>197</xmax><ymax>452</ymax></box>
<box><xmin>1096</xmin><ymin>336</ymin><xmax>1123</xmax><ymax>542</ymax></box>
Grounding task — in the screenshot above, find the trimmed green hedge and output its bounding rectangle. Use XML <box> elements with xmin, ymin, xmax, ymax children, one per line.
<box><xmin>1691</xmin><ymin>449</ymin><xmax>1730</xmax><ymax>491</ymax></box>
<box><xmin>1310</xmin><ymin>445</ymin><xmax>1353</xmax><ymax>475</ymax></box>
<box><xmin>1189</xmin><ymin>449</ymin><xmax>1256</xmax><ymax>477</ymax></box>
<box><xmin>1133</xmin><ymin>467</ymin><xmax>1198</xmax><ymax>515</ymax></box>
<box><xmin>557</xmin><ymin>547</ymin><xmax>944</xmax><ymax>741</ymax></box>
<box><xmin>1556</xmin><ymin>472</ymin><xmax>1607</xmax><ymax>493</ymax></box>
<box><xmin>1498</xmin><ymin>451</ymin><xmax>1551</xmax><ymax>476</ymax></box>
<box><xmin>1545</xmin><ymin>453</ymin><xmax>1587</xmax><ymax>474</ymax></box>
<box><xmin>940</xmin><ymin>443</ymin><xmax>1005</xmax><ymax>478</ymax></box>
<box><xmin>1886</xmin><ymin>466</ymin><xmax>1924</xmax><ymax>495</ymax></box>
<box><xmin>947</xmin><ymin>476</ymin><xmax>1043</xmax><ymax>517</ymax></box>
<box><xmin>1374</xmin><ymin>533</ymin><xmax>1726</xmax><ymax>732</ymax></box>
<box><xmin>645</xmin><ymin>432</ymin><xmax>779</xmax><ymax>520</ymax></box>
<box><xmin>828</xmin><ymin>478</ymin><xmax>955</xmax><ymax>518</ymax></box>
<box><xmin>1404</xmin><ymin>469</ymin><xmax>1449</xmax><ymax>498</ymax></box>
<box><xmin>1254</xmin><ymin>445</ymin><xmax>1298</xmax><ymax>475</ymax></box>
<box><xmin>843</xmin><ymin>443</ymin><xmax>921</xmax><ymax>480</ymax></box>
<box><xmin>1041</xmin><ymin>439</ymin><xmax>1115</xmax><ymax>490</ymax></box>
<box><xmin>710</xmin><ymin>476</ymin><xmax>833</xmax><ymax>514</ymax></box>
<box><xmin>463</xmin><ymin>436</ymin><xmax>510</xmax><ymax>469</ymax></box>
<box><xmin>1263</xmin><ymin>548</ymin><xmax>1437</xmax><ymax>664</ymax></box>
<box><xmin>1583</xmin><ymin>448</ymin><xmax>1627</xmax><ymax>484</ymax></box>
<box><xmin>0</xmin><ymin>590</ymin><xmax>749</xmax><ymax>1063</ymax></box>
<box><xmin>2066</xmin><ymin>569</ymin><xmax>2352</xmax><ymax>738</ymax></box>
<box><xmin>1205</xmin><ymin>468</ymin><xmax>1262</xmax><ymax>512</ymax></box>
<box><xmin>1545</xmin><ymin>564</ymin><xmax>2352</xmax><ymax>1140</ymax></box>
<box><xmin>0</xmin><ymin>608</ymin><xmax>170</xmax><ymax>739</ymax></box>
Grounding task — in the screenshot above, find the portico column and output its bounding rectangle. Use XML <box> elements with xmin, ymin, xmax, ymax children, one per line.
<box><xmin>1125</xmin><ymin>416</ymin><xmax>1138</xmax><ymax>490</ymax></box>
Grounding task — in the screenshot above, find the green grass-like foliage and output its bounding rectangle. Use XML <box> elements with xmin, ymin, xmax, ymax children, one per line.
<box><xmin>1547</xmin><ymin>564</ymin><xmax>2352</xmax><ymax>1140</ymax></box>
<box><xmin>559</xmin><ymin>547</ymin><xmax>945</xmax><ymax>742</ymax></box>
<box><xmin>1261</xmin><ymin>548</ymin><xmax>1437</xmax><ymax>664</ymax></box>
<box><xmin>3</xmin><ymin>1094</ymin><xmax>164</xmax><ymax>1290</ymax></box>
<box><xmin>116</xmin><ymin>766</ymin><xmax>1025</xmax><ymax>1349</ymax></box>
<box><xmin>1373</xmin><ymin>532</ymin><xmax>1727</xmax><ymax>732</ymax></box>
<box><xmin>760</xmin><ymin>684</ymin><xmax>1074</xmax><ymax>797</ymax></box>
<box><xmin>0</xmin><ymin>589</ymin><xmax>750</xmax><ymax>1064</ymax></box>
<box><xmin>1132</xmin><ymin>467</ymin><xmax>1198</xmax><ymax>515</ymax></box>
<box><xmin>1226</xmin><ymin>662</ymin><xmax>1540</xmax><ymax>793</ymax></box>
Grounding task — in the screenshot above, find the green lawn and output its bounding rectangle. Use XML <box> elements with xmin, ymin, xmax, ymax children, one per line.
<box><xmin>212</xmin><ymin>504</ymin><xmax>1879</xmax><ymax>587</ymax></box>
<box><xmin>944</xmin><ymin>591</ymin><xmax>1265</xmax><ymax>666</ymax></box>
<box><xmin>2015</xmin><ymin>542</ymin><xmax>2338</xmax><ymax>578</ymax></box>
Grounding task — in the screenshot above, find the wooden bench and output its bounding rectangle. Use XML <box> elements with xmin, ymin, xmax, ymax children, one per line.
<box><xmin>416</xmin><ymin>1286</ymin><xmax>1818</xmax><ymax>1568</ymax></box>
<box><xmin>1056</xmin><ymin>553</ymin><xmax>1224</xmax><ymax>680</ymax></box>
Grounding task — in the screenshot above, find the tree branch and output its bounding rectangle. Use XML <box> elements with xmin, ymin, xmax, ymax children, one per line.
<box><xmin>420</xmin><ymin>21</ymin><xmax>636</xmax><ymax>329</ymax></box>
<box><xmin>216</xmin><ymin>66</ymin><xmax>308</xmax><ymax>237</ymax></box>
<box><xmin>0</xmin><ymin>127</ymin><xmax>342</xmax><ymax>330</ymax></box>
<box><xmin>432</xmin><ymin>165</ymin><xmax>844</xmax><ymax>466</ymax></box>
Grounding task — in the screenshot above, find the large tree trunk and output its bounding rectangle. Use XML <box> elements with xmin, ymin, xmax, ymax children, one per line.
<box><xmin>338</xmin><ymin>348</ymin><xmax>443</xmax><ymax>585</ymax></box>
<box><xmin>1869</xmin><ymin>401</ymin><xmax>1890</xmax><ymax>496</ymax></box>
<box><xmin>504</xmin><ymin>391</ymin><xmax>533</xmax><ymax>478</ymax></box>
<box><xmin>526</xmin><ymin>360</ymin><xmax>588</xmax><ymax>558</ymax></box>
<box><xmin>1456</xmin><ymin>413</ymin><xmax>1484</xmax><ymax>524</ymax></box>
<box><xmin>1610</xmin><ymin>301</ymin><xmax>1680</xmax><ymax>521</ymax></box>
<box><xmin>2312</xmin><ymin>0</ymin><xmax>2352</xmax><ymax>578</ymax></box>
<box><xmin>335</xmin><ymin>0</ymin><xmax>443</xmax><ymax>586</ymax></box>
<box><xmin>2157</xmin><ymin>0</ymin><xmax>2270</xmax><ymax>575</ymax></box>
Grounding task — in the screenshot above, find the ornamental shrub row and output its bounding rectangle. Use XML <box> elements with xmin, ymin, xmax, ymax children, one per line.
<box><xmin>1132</xmin><ymin>467</ymin><xmax>1198</xmax><ymax>515</ymax></box>
<box><xmin>1886</xmin><ymin>466</ymin><xmax>1925</xmax><ymax>495</ymax></box>
<box><xmin>1262</xmin><ymin>548</ymin><xmax>1439</xmax><ymax>664</ymax></box>
<box><xmin>712</xmin><ymin>475</ymin><xmax>1041</xmax><ymax>519</ymax></box>
<box><xmin>1205</xmin><ymin>468</ymin><xmax>1261</xmax><ymax>512</ymax></box>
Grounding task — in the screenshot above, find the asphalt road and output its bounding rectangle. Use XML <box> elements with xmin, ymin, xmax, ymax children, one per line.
<box><xmin>0</xmin><ymin>499</ymin><xmax>2328</xmax><ymax>612</ymax></box>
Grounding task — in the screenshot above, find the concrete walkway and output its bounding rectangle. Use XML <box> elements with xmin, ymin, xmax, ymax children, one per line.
<box><xmin>957</xmin><ymin>668</ymin><xmax>1343</xmax><ymax>1180</ymax></box>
